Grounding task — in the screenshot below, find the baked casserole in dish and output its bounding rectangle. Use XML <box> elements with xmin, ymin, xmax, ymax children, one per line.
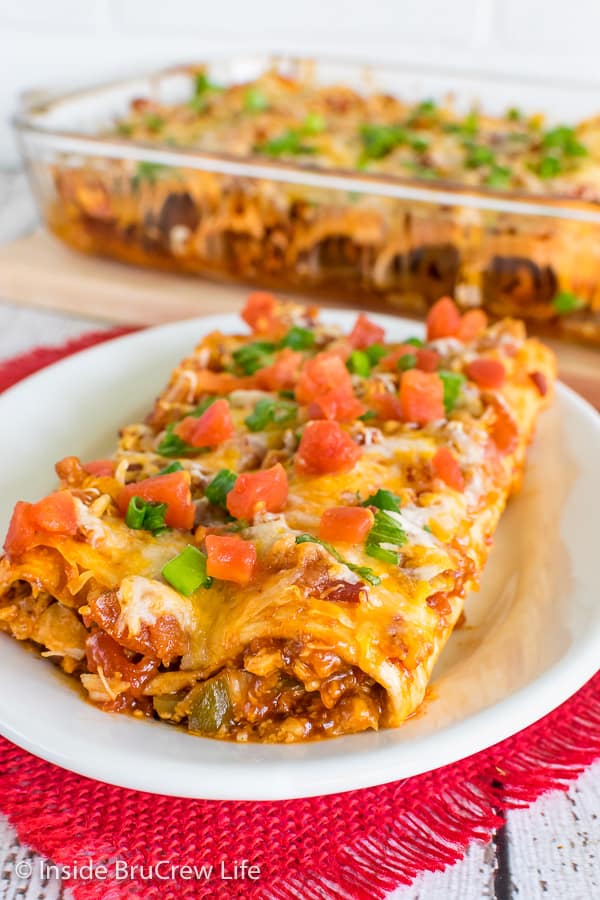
<box><xmin>15</xmin><ymin>58</ymin><xmax>600</xmax><ymax>344</ymax></box>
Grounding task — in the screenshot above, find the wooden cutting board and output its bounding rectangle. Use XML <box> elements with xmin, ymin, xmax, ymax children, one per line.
<box><xmin>0</xmin><ymin>229</ymin><xmax>599</xmax><ymax>409</ymax></box>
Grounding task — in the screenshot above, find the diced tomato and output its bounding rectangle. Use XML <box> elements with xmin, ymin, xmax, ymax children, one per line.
<box><xmin>174</xmin><ymin>399</ymin><xmax>234</xmax><ymax>449</ymax></box>
<box><xmin>400</xmin><ymin>370</ymin><xmax>445</xmax><ymax>425</ymax></box>
<box><xmin>226</xmin><ymin>463</ymin><xmax>288</xmax><ymax>520</ymax></box>
<box><xmin>255</xmin><ymin>348</ymin><xmax>303</xmax><ymax>391</ymax></box>
<box><xmin>4</xmin><ymin>502</ymin><xmax>36</xmax><ymax>558</ymax></box>
<box><xmin>30</xmin><ymin>491</ymin><xmax>79</xmax><ymax>535</ymax></box>
<box><xmin>489</xmin><ymin>398</ymin><xmax>519</xmax><ymax>455</ymax></box>
<box><xmin>465</xmin><ymin>358</ymin><xmax>506</xmax><ymax>389</ymax></box>
<box><xmin>83</xmin><ymin>459</ymin><xmax>115</xmax><ymax>477</ymax></box>
<box><xmin>4</xmin><ymin>491</ymin><xmax>79</xmax><ymax>558</ymax></box>
<box><xmin>348</xmin><ymin>314</ymin><xmax>385</xmax><ymax>349</ymax></box>
<box><xmin>370</xmin><ymin>390</ymin><xmax>403</xmax><ymax>421</ymax></box>
<box><xmin>296</xmin><ymin>352</ymin><xmax>365</xmax><ymax>422</ymax></box>
<box><xmin>241</xmin><ymin>291</ymin><xmax>284</xmax><ymax>336</ymax></box>
<box><xmin>380</xmin><ymin>344</ymin><xmax>418</xmax><ymax>372</ymax></box>
<box><xmin>295</xmin><ymin>421</ymin><xmax>362</xmax><ymax>475</ymax></box>
<box><xmin>426</xmin><ymin>297</ymin><xmax>461</xmax><ymax>341</ymax></box>
<box><xmin>457</xmin><ymin>309</ymin><xmax>488</xmax><ymax>342</ymax></box>
<box><xmin>307</xmin><ymin>392</ymin><xmax>366</xmax><ymax>423</ymax></box>
<box><xmin>205</xmin><ymin>534</ymin><xmax>257</xmax><ymax>586</ymax></box>
<box><xmin>296</xmin><ymin>352</ymin><xmax>351</xmax><ymax>403</ymax></box>
<box><xmin>415</xmin><ymin>347</ymin><xmax>441</xmax><ymax>373</ymax></box>
<box><xmin>432</xmin><ymin>447</ymin><xmax>465</xmax><ymax>492</ymax></box>
<box><xmin>118</xmin><ymin>471</ymin><xmax>194</xmax><ymax>530</ymax></box>
<box><xmin>319</xmin><ymin>506</ymin><xmax>374</xmax><ymax>543</ymax></box>
<box><xmin>241</xmin><ymin>291</ymin><xmax>276</xmax><ymax>330</ymax></box>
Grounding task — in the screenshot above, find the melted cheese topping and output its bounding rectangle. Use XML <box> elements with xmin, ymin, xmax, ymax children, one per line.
<box><xmin>117</xmin><ymin>575</ymin><xmax>195</xmax><ymax>636</ymax></box>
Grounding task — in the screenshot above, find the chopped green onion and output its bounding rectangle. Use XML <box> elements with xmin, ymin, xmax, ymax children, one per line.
<box><xmin>124</xmin><ymin>495</ymin><xmax>146</xmax><ymax>530</ymax></box>
<box><xmin>410</xmin><ymin>134</ymin><xmax>430</xmax><ymax>153</ymax></box>
<box><xmin>295</xmin><ymin>534</ymin><xmax>380</xmax><ymax>586</ymax></box>
<box><xmin>255</xmin><ymin>130</ymin><xmax>316</xmax><ymax>156</ymax></box>
<box><xmin>144</xmin><ymin>113</ymin><xmax>165</xmax><ymax>132</ymax></box>
<box><xmin>464</xmin><ymin>143</ymin><xmax>495</xmax><ymax>169</ymax></box>
<box><xmin>404</xmin><ymin>337</ymin><xmax>424</xmax><ymax>348</ymax></box>
<box><xmin>365</xmin><ymin>510</ymin><xmax>407</xmax><ymax>566</ymax></box>
<box><xmin>461</xmin><ymin>110</ymin><xmax>479</xmax><ymax>136</ymax></box>
<box><xmin>116</xmin><ymin>121</ymin><xmax>133</xmax><ymax>137</ymax></box>
<box><xmin>405</xmin><ymin>99</ymin><xmax>437</xmax><ymax>127</ymax></box>
<box><xmin>132</xmin><ymin>161</ymin><xmax>170</xmax><ymax>189</ymax></box>
<box><xmin>537</xmin><ymin>155</ymin><xmax>562</xmax><ymax>178</ymax></box>
<box><xmin>243</xmin><ymin>87</ymin><xmax>269</xmax><ymax>113</ymax></box>
<box><xmin>125</xmin><ymin>496</ymin><xmax>169</xmax><ymax>536</ymax></box>
<box><xmin>193</xmin><ymin>71</ymin><xmax>219</xmax><ymax>94</ymax></box>
<box><xmin>406</xmin><ymin>100</ymin><xmax>437</xmax><ymax>127</ymax></box>
<box><xmin>189</xmin><ymin>71</ymin><xmax>222</xmax><ymax>112</ymax></box>
<box><xmin>302</xmin><ymin>112</ymin><xmax>325</xmax><ymax>135</ymax></box>
<box><xmin>245</xmin><ymin>398</ymin><xmax>275</xmax><ymax>431</ymax></box>
<box><xmin>542</xmin><ymin>126</ymin><xmax>587</xmax><ymax>158</ymax></box>
<box><xmin>143</xmin><ymin>504</ymin><xmax>169</xmax><ymax>535</ymax></box>
<box><xmin>266</xmin><ymin>399</ymin><xmax>297</xmax><ymax>426</ymax></box>
<box><xmin>205</xmin><ymin>469</ymin><xmax>237</xmax><ymax>507</ymax></box>
<box><xmin>347</xmin><ymin>350</ymin><xmax>371</xmax><ymax>377</ymax></box>
<box><xmin>279</xmin><ymin>326</ymin><xmax>315</xmax><ymax>350</ymax></box>
<box><xmin>360</xmin><ymin>124</ymin><xmax>428</xmax><ymax>160</ymax></box>
<box><xmin>369</xmin><ymin>510</ymin><xmax>407</xmax><ymax>545</ymax></box>
<box><xmin>552</xmin><ymin>291</ymin><xmax>586</xmax><ymax>315</ymax></box>
<box><xmin>358</xmin><ymin>409</ymin><xmax>377</xmax><ymax>422</ymax></box>
<box><xmin>397</xmin><ymin>353</ymin><xmax>417</xmax><ymax>372</ymax></box>
<box><xmin>445</xmin><ymin>110</ymin><xmax>479</xmax><ymax>139</ymax></box>
<box><xmin>485</xmin><ymin>165</ymin><xmax>512</xmax><ymax>188</ymax></box>
<box><xmin>231</xmin><ymin>341</ymin><xmax>276</xmax><ymax>375</ymax></box>
<box><xmin>245</xmin><ymin>397</ymin><xmax>296</xmax><ymax>431</ymax></box>
<box><xmin>272</xmin><ymin>400</ymin><xmax>297</xmax><ymax>426</ymax></box>
<box><xmin>359</xmin><ymin>123</ymin><xmax>408</xmax><ymax>160</ymax></box>
<box><xmin>438</xmin><ymin>370</ymin><xmax>466</xmax><ymax>414</ymax></box>
<box><xmin>159</xmin><ymin>461</ymin><xmax>184</xmax><ymax>475</ymax></box>
<box><xmin>507</xmin><ymin>107</ymin><xmax>522</xmax><ymax>122</ymax></box>
<box><xmin>365</xmin><ymin>344</ymin><xmax>388</xmax><ymax>365</ymax></box>
<box><xmin>418</xmin><ymin>98</ymin><xmax>437</xmax><ymax>113</ymax></box>
<box><xmin>361</xmin><ymin>489</ymin><xmax>401</xmax><ymax>512</ymax></box>
<box><xmin>279</xmin><ymin>389</ymin><xmax>296</xmax><ymax>400</ymax></box>
<box><xmin>365</xmin><ymin>542</ymin><xmax>399</xmax><ymax>565</ymax></box>
<box><xmin>162</xmin><ymin>545</ymin><xmax>212</xmax><ymax>595</ymax></box>
<box><xmin>156</xmin><ymin>425</ymin><xmax>195</xmax><ymax>458</ymax></box>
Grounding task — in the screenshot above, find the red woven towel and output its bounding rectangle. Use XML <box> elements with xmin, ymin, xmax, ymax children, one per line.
<box><xmin>0</xmin><ymin>328</ymin><xmax>599</xmax><ymax>900</ymax></box>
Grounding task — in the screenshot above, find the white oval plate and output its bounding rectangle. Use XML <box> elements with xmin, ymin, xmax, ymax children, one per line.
<box><xmin>0</xmin><ymin>311</ymin><xmax>598</xmax><ymax>801</ymax></box>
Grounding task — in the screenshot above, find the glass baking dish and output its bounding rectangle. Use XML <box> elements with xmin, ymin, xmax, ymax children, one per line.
<box><xmin>14</xmin><ymin>56</ymin><xmax>600</xmax><ymax>345</ymax></box>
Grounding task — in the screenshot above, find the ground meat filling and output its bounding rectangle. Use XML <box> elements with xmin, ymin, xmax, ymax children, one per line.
<box><xmin>0</xmin><ymin>582</ymin><xmax>385</xmax><ymax>740</ymax></box>
<box><xmin>150</xmin><ymin>639</ymin><xmax>386</xmax><ymax>742</ymax></box>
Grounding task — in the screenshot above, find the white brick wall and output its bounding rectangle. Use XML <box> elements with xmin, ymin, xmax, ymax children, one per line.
<box><xmin>2</xmin><ymin>0</ymin><xmax>600</xmax><ymax>164</ymax></box>
<box><xmin>112</xmin><ymin>0</ymin><xmax>482</xmax><ymax>43</ymax></box>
